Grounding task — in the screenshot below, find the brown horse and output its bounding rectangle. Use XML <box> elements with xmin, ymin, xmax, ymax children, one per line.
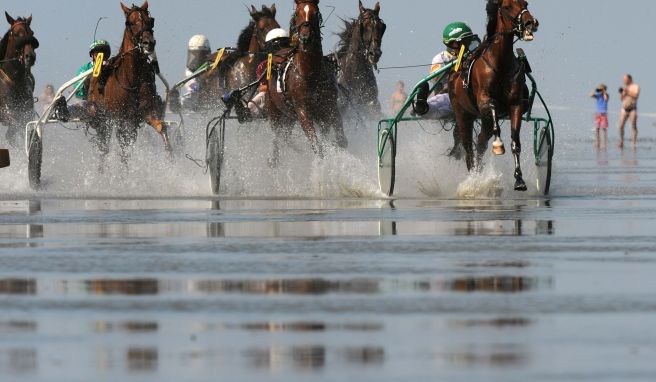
<box><xmin>335</xmin><ymin>1</ymin><xmax>385</xmax><ymax>116</ymax></box>
<box><xmin>0</xmin><ymin>12</ymin><xmax>38</xmax><ymax>146</ymax></box>
<box><xmin>87</xmin><ymin>1</ymin><xmax>168</xmax><ymax>170</ymax></box>
<box><xmin>266</xmin><ymin>0</ymin><xmax>347</xmax><ymax>166</ymax></box>
<box><xmin>449</xmin><ymin>0</ymin><xmax>539</xmax><ymax>191</ymax></box>
<box><xmin>197</xmin><ymin>5</ymin><xmax>280</xmax><ymax>110</ymax></box>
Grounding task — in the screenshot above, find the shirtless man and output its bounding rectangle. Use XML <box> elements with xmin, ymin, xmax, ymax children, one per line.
<box><xmin>389</xmin><ymin>81</ymin><xmax>407</xmax><ymax>116</ymax></box>
<box><xmin>618</xmin><ymin>74</ymin><xmax>640</xmax><ymax>149</ymax></box>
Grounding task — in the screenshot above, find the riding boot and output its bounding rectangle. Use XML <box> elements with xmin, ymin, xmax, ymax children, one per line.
<box><xmin>414</xmin><ymin>82</ymin><xmax>430</xmax><ymax>116</ymax></box>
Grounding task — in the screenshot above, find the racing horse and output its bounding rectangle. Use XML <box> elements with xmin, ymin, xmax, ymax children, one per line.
<box><xmin>449</xmin><ymin>0</ymin><xmax>539</xmax><ymax>191</ymax></box>
<box><xmin>87</xmin><ymin>1</ymin><xmax>169</xmax><ymax>171</ymax></box>
<box><xmin>198</xmin><ymin>4</ymin><xmax>280</xmax><ymax>109</ymax></box>
<box><xmin>0</xmin><ymin>12</ymin><xmax>38</xmax><ymax>146</ymax></box>
<box><xmin>334</xmin><ymin>0</ymin><xmax>385</xmax><ymax>117</ymax></box>
<box><xmin>266</xmin><ymin>0</ymin><xmax>347</xmax><ymax>166</ymax></box>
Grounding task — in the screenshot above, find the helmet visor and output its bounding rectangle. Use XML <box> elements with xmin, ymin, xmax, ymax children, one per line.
<box><xmin>187</xmin><ymin>49</ymin><xmax>209</xmax><ymax>71</ymax></box>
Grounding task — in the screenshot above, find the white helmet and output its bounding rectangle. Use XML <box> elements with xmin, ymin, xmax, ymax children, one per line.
<box><xmin>265</xmin><ymin>28</ymin><xmax>289</xmax><ymax>43</ymax></box>
<box><xmin>188</xmin><ymin>34</ymin><xmax>210</xmax><ymax>51</ymax></box>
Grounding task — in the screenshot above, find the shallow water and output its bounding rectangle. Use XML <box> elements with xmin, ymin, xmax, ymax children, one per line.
<box><xmin>1</xmin><ymin>111</ymin><xmax>656</xmax><ymax>381</ymax></box>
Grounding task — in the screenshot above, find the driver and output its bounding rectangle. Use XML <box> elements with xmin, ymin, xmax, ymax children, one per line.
<box><xmin>248</xmin><ymin>28</ymin><xmax>291</xmax><ymax>117</ymax></box>
<box><xmin>180</xmin><ymin>34</ymin><xmax>211</xmax><ymax>110</ymax></box>
<box><xmin>415</xmin><ymin>22</ymin><xmax>479</xmax><ymax>118</ymax></box>
<box><xmin>52</xmin><ymin>39</ymin><xmax>111</xmax><ymax>122</ymax></box>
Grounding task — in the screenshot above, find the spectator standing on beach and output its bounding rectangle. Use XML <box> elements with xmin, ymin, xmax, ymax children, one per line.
<box><xmin>590</xmin><ymin>84</ymin><xmax>609</xmax><ymax>149</ymax></box>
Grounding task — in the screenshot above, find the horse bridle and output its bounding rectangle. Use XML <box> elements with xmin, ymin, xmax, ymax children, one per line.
<box><xmin>252</xmin><ymin>16</ymin><xmax>274</xmax><ymax>50</ymax></box>
<box><xmin>358</xmin><ymin>10</ymin><xmax>385</xmax><ymax>62</ymax></box>
<box><xmin>498</xmin><ymin>1</ymin><xmax>538</xmax><ymax>38</ymax></box>
<box><xmin>6</xmin><ymin>22</ymin><xmax>39</xmax><ymax>65</ymax></box>
<box><xmin>125</xmin><ymin>8</ymin><xmax>155</xmax><ymax>50</ymax></box>
<box><xmin>290</xmin><ymin>1</ymin><xmax>323</xmax><ymax>45</ymax></box>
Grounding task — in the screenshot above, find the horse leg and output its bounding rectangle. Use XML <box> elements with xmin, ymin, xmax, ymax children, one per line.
<box><xmin>510</xmin><ymin>106</ymin><xmax>527</xmax><ymax>191</ymax></box>
<box><xmin>116</xmin><ymin>122</ymin><xmax>137</xmax><ymax>169</ymax></box>
<box><xmin>296</xmin><ymin>107</ymin><xmax>323</xmax><ymax>158</ymax></box>
<box><xmin>94</xmin><ymin>121</ymin><xmax>112</xmax><ymax>173</ymax></box>
<box><xmin>480</xmin><ymin>100</ymin><xmax>506</xmax><ymax>156</ymax></box>
<box><xmin>145</xmin><ymin>115</ymin><xmax>172</xmax><ymax>154</ymax></box>
<box><xmin>269</xmin><ymin>112</ymin><xmax>292</xmax><ymax>168</ymax></box>
<box><xmin>476</xmin><ymin>118</ymin><xmax>495</xmax><ymax>171</ymax></box>
<box><xmin>454</xmin><ymin>106</ymin><xmax>476</xmax><ymax>172</ymax></box>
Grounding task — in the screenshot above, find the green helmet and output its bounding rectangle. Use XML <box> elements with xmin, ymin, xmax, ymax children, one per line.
<box><xmin>89</xmin><ymin>39</ymin><xmax>110</xmax><ymax>55</ymax></box>
<box><xmin>443</xmin><ymin>22</ymin><xmax>474</xmax><ymax>45</ymax></box>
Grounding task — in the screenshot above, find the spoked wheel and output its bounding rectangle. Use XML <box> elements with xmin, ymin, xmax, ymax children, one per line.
<box><xmin>206</xmin><ymin>118</ymin><xmax>225</xmax><ymax>195</ymax></box>
<box><xmin>378</xmin><ymin>128</ymin><xmax>396</xmax><ymax>197</ymax></box>
<box><xmin>27</xmin><ymin>127</ymin><xmax>43</xmax><ymax>190</ymax></box>
<box><xmin>535</xmin><ymin>125</ymin><xmax>553</xmax><ymax>195</ymax></box>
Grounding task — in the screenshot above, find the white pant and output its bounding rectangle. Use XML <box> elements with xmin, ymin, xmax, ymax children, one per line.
<box><xmin>426</xmin><ymin>93</ymin><xmax>453</xmax><ymax>119</ymax></box>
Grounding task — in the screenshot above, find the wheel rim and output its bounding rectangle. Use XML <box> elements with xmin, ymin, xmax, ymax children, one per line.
<box><xmin>378</xmin><ymin>129</ymin><xmax>395</xmax><ymax>196</ymax></box>
<box><xmin>535</xmin><ymin>127</ymin><xmax>552</xmax><ymax>195</ymax></box>
<box><xmin>207</xmin><ymin>128</ymin><xmax>223</xmax><ymax>194</ymax></box>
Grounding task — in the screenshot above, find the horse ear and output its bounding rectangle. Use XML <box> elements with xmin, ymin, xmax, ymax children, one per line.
<box><xmin>250</xmin><ymin>5</ymin><xmax>257</xmax><ymax>15</ymax></box>
<box><xmin>5</xmin><ymin>12</ymin><xmax>15</xmax><ymax>25</ymax></box>
<box><xmin>374</xmin><ymin>2</ymin><xmax>380</xmax><ymax>15</ymax></box>
<box><xmin>26</xmin><ymin>14</ymin><xmax>32</xmax><ymax>25</ymax></box>
<box><xmin>359</xmin><ymin>0</ymin><xmax>366</xmax><ymax>14</ymax></box>
<box><xmin>270</xmin><ymin>4</ymin><xmax>277</xmax><ymax>16</ymax></box>
<box><xmin>142</xmin><ymin>0</ymin><xmax>149</xmax><ymax>10</ymax></box>
<box><xmin>120</xmin><ymin>2</ymin><xmax>130</xmax><ymax>15</ymax></box>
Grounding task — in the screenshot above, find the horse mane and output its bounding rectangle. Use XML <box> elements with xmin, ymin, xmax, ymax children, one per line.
<box><xmin>485</xmin><ymin>0</ymin><xmax>500</xmax><ymax>39</ymax></box>
<box><xmin>336</xmin><ymin>18</ymin><xmax>357</xmax><ymax>55</ymax></box>
<box><xmin>236</xmin><ymin>22</ymin><xmax>255</xmax><ymax>53</ymax></box>
<box><xmin>0</xmin><ymin>31</ymin><xmax>8</xmax><ymax>59</ymax></box>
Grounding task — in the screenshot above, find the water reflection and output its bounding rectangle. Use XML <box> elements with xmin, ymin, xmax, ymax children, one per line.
<box><xmin>227</xmin><ymin>321</ymin><xmax>383</xmax><ymax>333</ymax></box>
<box><xmin>438</xmin><ymin>346</ymin><xmax>529</xmax><ymax>367</ymax></box>
<box><xmin>0</xmin><ymin>279</ymin><xmax>36</xmax><ymax>295</ymax></box>
<box><xmin>341</xmin><ymin>347</ymin><xmax>385</xmax><ymax>365</ymax></box>
<box><xmin>85</xmin><ymin>279</ymin><xmax>159</xmax><ymax>295</ymax></box>
<box><xmin>95</xmin><ymin>321</ymin><xmax>158</xmax><ymax>334</ymax></box>
<box><xmin>127</xmin><ymin>347</ymin><xmax>158</xmax><ymax>372</ymax></box>
<box><xmin>0</xmin><ymin>348</ymin><xmax>37</xmax><ymax>375</ymax></box>
<box><xmin>449</xmin><ymin>317</ymin><xmax>533</xmax><ymax>329</ymax></box>
<box><xmin>0</xmin><ymin>275</ymin><xmax>551</xmax><ymax>296</ymax></box>
<box><xmin>0</xmin><ymin>320</ymin><xmax>37</xmax><ymax>333</ymax></box>
<box><xmin>245</xmin><ymin>345</ymin><xmax>383</xmax><ymax>371</ymax></box>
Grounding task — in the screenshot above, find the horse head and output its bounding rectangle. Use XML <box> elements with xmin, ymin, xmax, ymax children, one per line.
<box><xmin>357</xmin><ymin>1</ymin><xmax>385</xmax><ymax>66</ymax></box>
<box><xmin>495</xmin><ymin>0</ymin><xmax>539</xmax><ymax>41</ymax></box>
<box><xmin>121</xmin><ymin>1</ymin><xmax>156</xmax><ymax>53</ymax></box>
<box><xmin>292</xmin><ymin>0</ymin><xmax>321</xmax><ymax>51</ymax></box>
<box><xmin>4</xmin><ymin>12</ymin><xmax>38</xmax><ymax>69</ymax></box>
<box><xmin>249</xmin><ymin>4</ymin><xmax>280</xmax><ymax>49</ymax></box>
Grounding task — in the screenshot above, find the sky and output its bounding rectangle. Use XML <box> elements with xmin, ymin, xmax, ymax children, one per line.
<box><xmin>5</xmin><ymin>0</ymin><xmax>655</xmax><ymax>114</ymax></box>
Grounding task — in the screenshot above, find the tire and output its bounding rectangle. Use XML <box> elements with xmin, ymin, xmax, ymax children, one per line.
<box><xmin>27</xmin><ymin>128</ymin><xmax>43</xmax><ymax>190</ymax></box>
<box><xmin>207</xmin><ymin>120</ymin><xmax>225</xmax><ymax>195</ymax></box>
<box><xmin>535</xmin><ymin>126</ymin><xmax>553</xmax><ymax>196</ymax></box>
<box><xmin>378</xmin><ymin>128</ymin><xmax>396</xmax><ymax>197</ymax></box>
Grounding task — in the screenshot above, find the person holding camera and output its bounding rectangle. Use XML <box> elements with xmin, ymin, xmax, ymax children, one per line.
<box><xmin>590</xmin><ymin>84</ymin><xmax>609</xmax><ymax>149</ymax></box>
<box><xmin>618</xmin><ymin>74</ymin><xmax>640</xmax><ymax>149</ymax></box>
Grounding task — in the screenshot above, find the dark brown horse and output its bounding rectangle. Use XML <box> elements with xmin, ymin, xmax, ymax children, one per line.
<box><xmin>449</xmin><ymin>0</ymin><xmax>538</xmax><ymax>191</ymax></box>
<box><xmin>197</xmin><ymin>4</ymin><xmax>280</xmax><ymax>109</ymax></box>
<box><xmin>335</xmin><ymin>1</ymin><xmax>385</xmax><ymax>116</ymax></box>
<box><xmin>266</xmin><ymin>0</ymin><xmax>347</xmax><ymax>166</ymax></box>
<box><xmin>0</xmin><ymin>12</ymin><xmax>38</xmax><ymax>146</ymax></box>
<box><xmin>87</xmin><ymin>1</ymin><xmax>168</xmax><ymax>170</ymax></box>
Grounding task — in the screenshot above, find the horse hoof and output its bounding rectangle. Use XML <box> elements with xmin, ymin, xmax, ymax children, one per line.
<box><xmin>514</xmin><ymin>180</ymin><xmax>528</xmax><ymax>192</ymax></box>
<box><xmin>493</xmin><ymin>144</ymin><xmax>505</xmax><ymax>156</ymax></box>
